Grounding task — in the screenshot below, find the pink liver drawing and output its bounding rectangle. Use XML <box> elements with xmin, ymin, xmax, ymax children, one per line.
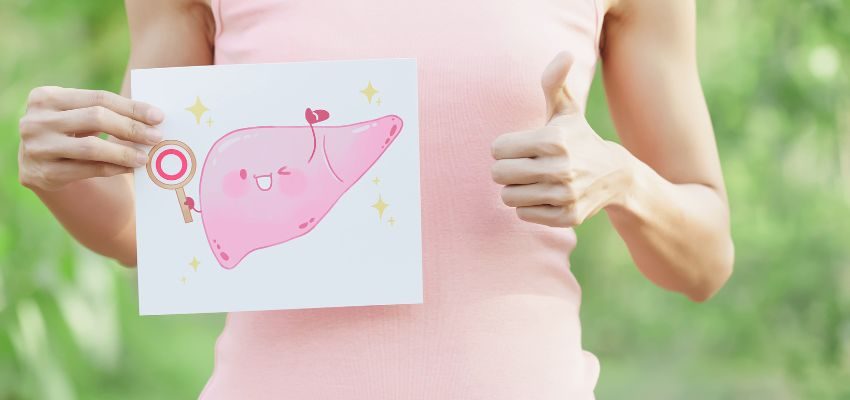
<box><xmin>196</xmin><ymin>110</ymin><xmax>403</xmax><ymax>269</ymax></box>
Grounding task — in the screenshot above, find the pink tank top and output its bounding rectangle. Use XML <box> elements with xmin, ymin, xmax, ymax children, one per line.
<box><xmin>201</xmin><ymin>1</ymin><xmax>603</xmax><ymax>398</ymax></box>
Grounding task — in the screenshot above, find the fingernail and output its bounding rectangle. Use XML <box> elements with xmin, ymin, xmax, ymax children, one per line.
<box><xmin>147</xmin><ymin>108</ymin><xmax>164</xmax><ymax>124</ymax></box>
<box><xmin>136</xmin><ymin>152</ymin><xmax>148</xmax><ymax>166</ymax></box>
<box><xmin>147</xmin><ymin>128</ymin><xmax>163</xmax><ymax>144</ymax></box>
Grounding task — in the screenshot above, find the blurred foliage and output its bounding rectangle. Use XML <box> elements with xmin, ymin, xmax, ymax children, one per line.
<box><xmin>1</xmin><ymin>0</ymin><xmax>849</xmax><ymax>399</ymax></box>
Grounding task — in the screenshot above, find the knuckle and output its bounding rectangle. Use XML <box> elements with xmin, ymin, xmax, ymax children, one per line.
<box><xmin>17</xmin><ymin>171</ymin><xmax>33</xmax><ymax>189</ymax></box>
<box><xmin>555</xmin><ymin>186</ymin><xmax>575</xmax><ymax>204</ymax></box>
<box><xmin>538</xmin><ymin>128</ymin><xmax>568</xmax><ymax>155</ymax></box>
<box><xmin>541</xmin><ymin>187</ymin><xmax>559</xmax><ymax>205</ymax></box>
<box><xmin>27</xmin><ymin>86</ymin><xmax>56</xmax><ymax>107</ymax></box>
<box><xmin>22</xmin><ymin>141</ymin><xmax>47</xmax><ymax>158</ymax></box>
<box><xmin>89</xmin><ymin>106</ymin><xmax>108</xmax><ymax>125</ymax></box>
<box><xmin>561</xmin><ymin>207</ymin><xmax>580</xmax><ymax>227</ymax></box>
<box><xmin>94</xmin><ymin>90</ymin><xmax>109</xmax><ymax>107</ymax></box>
<box><xmin>128</xmin><ymin>120</ymin><xmax>141</xmax><ymax>141</ymax></box>
<box><xmin>538</xmin><ymin>140</ymin><xmax>566</xmax><ymax>157</ymax></box>
<box><xmin>18</xmin><ymin>116</ymin><xmax>39</xmax><ymax>136</ymax></box>
<box><xmin>18</xmin><ymin>170</ymin><xmax>38</xmax><ymax>189</ymax></box>
<box><xmin>545</xmin><ymin>159</ymin><xmax>573</xmax><ymax>182</ymax></box>
<box><xmin>79</xmin><ymin>136</ymin><xmax>101</xmax><ymax>160</ymax></box>
<box><xmin>131</xmin><ymin>101</ymin><xmax>142</xmax><ymax>120</ymax></box>
<box><xmin>545</xmin><ymin>166</ymin><xmax>570</xmax><ymax>183</ymax></box>
<box><xmin>18</xmin><ymin>162</ymin><xmax>60</xmax><ymax>191</ymax></box>
<box><xmin>121</xmin><ymin>148</ymin><xmax>135</xmax><ymax>165</ymax></box>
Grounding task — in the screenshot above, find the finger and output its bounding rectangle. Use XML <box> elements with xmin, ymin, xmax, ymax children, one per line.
<box><xmin>542</xmin><ymin>52</ymin><xmax>581</xmax><ymax>124</ymax></box>
<box><xmin>500</xmin><ymin>183</ymin><xmax>575</xmax><ymax>207</ymax></box>
<box><xmin>492</xmin><ymin>129</ymin><xmax>538</xmax><ymax>159</ymax></box>
<box><xmin>492</xmin><ymin>157</ymin><xmax>569</xmax><ymax>185</ymax></box>
<box><xmin>50</xmin><ymin>159</ymin><xmax>133</xmax><ymax>182</ymax></box>
<box><xmin>516</xmin><ymin>205</ymin><xmax>576</xmax><ymax>228</ymax></box>
<box><xmin>492</xmin><ymin>126</ymin><xmax>567</xmax><ymax>159</ymax></box>
<box><xmin>491</xmin><ymin>158</ymin><xmax>544</xmax><ymax>185</ymax></box>
<box><xmin>52</xmin><ymin>106</ymin><xmax>162</xmax><ymax>145</ymax></box>
<box><xmin>58</xmin><ymin>135</ymin><xmax>148</xmax><ymax>167</ymax></box>
<box><xmin>34</xmin><ymin>87</ymin><xmax>164</xmax><ymax>125</ymax></box>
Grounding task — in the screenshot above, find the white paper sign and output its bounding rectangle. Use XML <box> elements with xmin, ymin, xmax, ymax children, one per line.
<box><xmin>131</xmin><ymin>59</ymin><xmax>422</xmax><ymax>315</ymax></box>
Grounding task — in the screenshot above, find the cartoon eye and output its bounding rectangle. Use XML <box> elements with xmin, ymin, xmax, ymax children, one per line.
<box><xmin>277</xmin><ymin>166</ymin><xmax>291</xmax><ymax>176</ymax></box>
<box><xmin>239</xmin><ymin>169</ymin><xmax>247</xmax><ymax>179</ymax></box>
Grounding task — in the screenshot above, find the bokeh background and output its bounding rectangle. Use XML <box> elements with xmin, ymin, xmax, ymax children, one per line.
<box><xmin>1</xmin><ymin>1</ymin><xmax>849</xmax><ymax>399</ymax></box>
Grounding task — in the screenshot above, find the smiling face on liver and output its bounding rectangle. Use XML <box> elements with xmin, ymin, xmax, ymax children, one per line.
<box><xmin>198</xmin><ymin>114</ymin><xmax>403</xmax><ymax>269</ymax></box>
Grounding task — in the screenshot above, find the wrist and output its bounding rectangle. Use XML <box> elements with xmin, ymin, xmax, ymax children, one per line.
<box><xmin>603</xmin><ymin>141</ymin><xmax>645</xmax><ymax>219</ymax></box>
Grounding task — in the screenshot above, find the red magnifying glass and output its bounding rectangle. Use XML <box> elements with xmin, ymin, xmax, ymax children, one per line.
<box><xmin>146</xmin><ymin>140</ymin><xmax>197</xmax><ymax>223</ymax></box>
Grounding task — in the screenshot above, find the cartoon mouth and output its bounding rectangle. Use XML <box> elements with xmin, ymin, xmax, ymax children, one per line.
<box><xmin>254</xmin><ymin>174</ymin><xmax>272</xmax><ymax>191</ymax></box>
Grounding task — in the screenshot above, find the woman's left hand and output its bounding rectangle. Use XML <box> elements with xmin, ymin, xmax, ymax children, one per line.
<box><xmin>490</xmin><ymin>52</ymin><xmax>636</xmax><ymax>228</ymax></box>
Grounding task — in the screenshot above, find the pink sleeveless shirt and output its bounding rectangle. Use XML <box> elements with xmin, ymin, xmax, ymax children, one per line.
<box><xmin>201</xmin><ymin>0</ymin><xmax>603</xmax><ymax>398</ymax></box>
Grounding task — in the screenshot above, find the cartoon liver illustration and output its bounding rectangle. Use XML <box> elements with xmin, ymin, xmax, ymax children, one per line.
<box><xmin>185</xmin><ymin>109</ymin><xmax>403</xmax><ymax>269</ymax></box>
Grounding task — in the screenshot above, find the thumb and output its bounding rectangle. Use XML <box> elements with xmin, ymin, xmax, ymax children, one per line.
<box><xmin>542</xmin><ymin>52</ymin><xmax>580</xmax><ymax>124</ymax></box>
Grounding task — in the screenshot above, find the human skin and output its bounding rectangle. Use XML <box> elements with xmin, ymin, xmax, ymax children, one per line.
<box><xmin>492</xmin><ymin>0</ymin><xmax>733</xmax><ymax>301</ymax></box>
<box><xmin>17</xmin><ymin>0</ymin><xmax>214</xmax><ymax>266</ymax></box>
<box><xmin>17</xmin><ymin>0</ymin><xmax>733</xmax><ymax>300</ymax></box>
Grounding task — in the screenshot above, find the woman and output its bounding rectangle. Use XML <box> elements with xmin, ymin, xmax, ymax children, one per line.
<box><xmin>17</xmin><ymin>0</ymin><xmax>734</xmax><ymax>397</ymax></box>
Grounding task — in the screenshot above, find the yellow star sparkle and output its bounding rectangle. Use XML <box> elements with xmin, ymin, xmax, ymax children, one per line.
<box><xmin>205</xmin><ymin>116</ymin><xmax>214</xmax><ymax>127</ymax></box>
<box><xmin>372</xmin><ymin>176</ymin><xmax>381</xmax><ymax>185</ymax></box>
<box><xmin>185</xmin><ymin>96</ymin><xmax>209</xmax><ymax>125</ymax></box>
<box><xmin>388</xmin><ymin>216</ymin><xmax>396</xmax><ymax>226</ymax></box>
<box><xmin>360</xmin><ymin>81</ymin><xmax>379</xmax><ymax>104</ymax></box>
<box><xmin>371</xmin><ymin>194</ymin><xmax>389</xmax><ymax>221</ymax></box>
<box><xmin>375</xmin><ymin>97</ymin><xmax>382</xmax><ymax>106</ymax></box>
<box><xmin>180</xmin><ymin>276</ymin><xmax>187</xmax><ymax>284</ymax></box>
<box><xmin>189</xmin><ymin>257</ymin><xmax>200</xmax><ymax>272</ymax></box>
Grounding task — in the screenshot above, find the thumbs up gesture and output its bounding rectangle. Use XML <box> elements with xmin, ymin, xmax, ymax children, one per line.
<box><xmin>491</xmin><ymin>52</ymin><xmax>634</xmax><ymax>228</ymax></box>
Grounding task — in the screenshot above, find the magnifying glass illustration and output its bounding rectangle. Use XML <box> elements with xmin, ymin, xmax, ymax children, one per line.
<box><xmin>146</xmin><ymin>140</ymin><xmax>197</xmax><ymax>223</ymax></box>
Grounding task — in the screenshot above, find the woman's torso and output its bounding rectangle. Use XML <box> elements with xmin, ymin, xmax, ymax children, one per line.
<box><xmin>201</xmin><ymin>0</ymin><xmax>603</xmax><ymax>398</ymax></box>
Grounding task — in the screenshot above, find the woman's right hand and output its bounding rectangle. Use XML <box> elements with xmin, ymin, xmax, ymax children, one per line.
<box><xmin>18</xmin><ymin>86</ymin><xmax>164</xmax><ymax>191</ymax></box>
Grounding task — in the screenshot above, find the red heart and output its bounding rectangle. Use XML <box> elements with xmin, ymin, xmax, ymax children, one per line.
<box><xmin>305</xmin><ymin>108</ymin><xmax>330</xmax><ymax>125</ymax></box>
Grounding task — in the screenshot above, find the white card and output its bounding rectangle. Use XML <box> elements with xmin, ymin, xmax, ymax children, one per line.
<box><xmin>131</xmin><ymin>59</ymin><xmax>422</xmax><ymax>315</ymax></box>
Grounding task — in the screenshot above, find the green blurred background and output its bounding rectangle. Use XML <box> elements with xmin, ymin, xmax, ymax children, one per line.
<box><xmin>1</xmin><ymin>1</ymin><xmax>849</xmax><ymax>399</ymax></box>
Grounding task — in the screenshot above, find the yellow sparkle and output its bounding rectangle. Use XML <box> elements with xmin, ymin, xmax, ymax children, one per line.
<box><xmin>180</xmin><ymin>276</ymin><xmax>187</xmax><ymax>284</ymax></box>
<box><xmin>371</xmin><ymin>194</ymin><xmax>389</xmax><ymax>221</ymax></box>
<box><xmin>205</xmin><ymin>116</ymin><xmax>214</xmax><ymax>127</ymax></box>
<box><xmin>185</xmin><ymin>96</ymin><xmax>209</xmax><ymax>125</ymax></box>
<box><xmin>189</xmin><ymin>257</ymin><xmax>200</xmax><ymax>272</ymax></box>
<box><xmin>388</xmin><ymin>216</ymin><xmax>396</xmax><ymax>226</ymax></box>
<box><xmin>360</xmin><ymin>81</ymin><xmax>379</xmax><ymax>104</ymax></box>
<box><xmin>375</xmin><ymin>97</ymin><xmax>382</xmax><ymax>106</ymax></box>
<box><xmin>372</xmin><ymin>176</ymin><xmax>381</xmax><ymax>185</ymax></box>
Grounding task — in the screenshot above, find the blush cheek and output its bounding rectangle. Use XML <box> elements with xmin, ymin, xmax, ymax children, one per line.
<box><xmin>222</xmin><ymin>170</ymin><xmax>250</xmax><ymax>198</ymax></box>
<box><xmin>278</xmin><ymin>170</ymin><xmax>307</xmax><ymax>196</ymax></box>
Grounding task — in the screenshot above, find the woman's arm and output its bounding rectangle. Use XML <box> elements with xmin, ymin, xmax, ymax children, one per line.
<box><xmin>491</xmin><ymin>0</ymin><xmax>733</xmax><ymax>301</ymax></box>
<box><xmin>600</xmin><ymin>0</ymin><xmax>733</xmax><ymax>301</ymax></box>
<box><xmin>19</xmin><ymin>0</ymin><xmax>213</xmax><ymax>266</ymax></box>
